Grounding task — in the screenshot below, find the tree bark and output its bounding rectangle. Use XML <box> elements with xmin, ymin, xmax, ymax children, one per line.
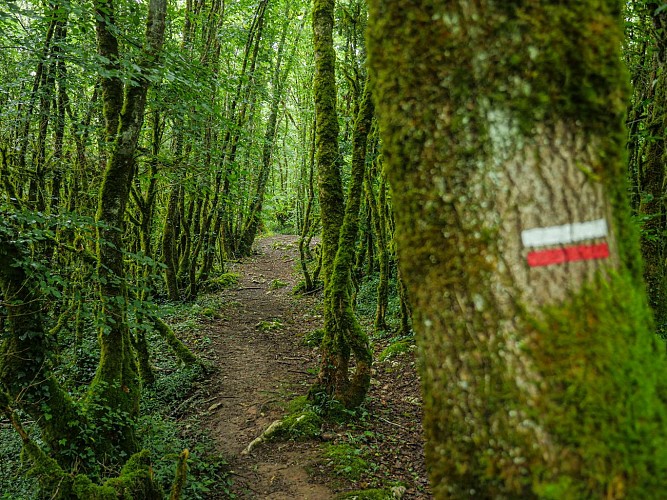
<box><xmin>313</xmin><ymin>0</ymin><xmax>344</xmax><ymax>283</ymax></box>
<box><xmin>369</xmin><ymin>1</ymin><xmax>667</xmax><ymax>497</ymax></box>
<box><xmin>313</xmin><ymin>77</ymin><xmax>374</xmax><ymax>408</ymax></box>
<box><xmin>163</xmin><ymin>184</ymin><xmax>182</xmax><ymax>301</ymax></box>
<box><xmin>89</xmin><ymin>0</ymin><xmax>167</xmax><ymax>456</ymax></box>
<box><xmin>365</xmin><ymin>159</ymin><xmax>389</xmax><ymax>330</ymax></box>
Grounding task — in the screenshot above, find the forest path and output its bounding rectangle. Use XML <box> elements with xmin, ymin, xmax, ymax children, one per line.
<box><xmin>198</xmin><ymin>234</ymin><xmax>333</xmax><ymax>499</ymax></box>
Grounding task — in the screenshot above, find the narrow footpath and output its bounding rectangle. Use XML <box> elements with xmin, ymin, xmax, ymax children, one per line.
<box><xmin>196</xmin><ymin>235</ymin><xmax>333</xmax><ymax>499</ymax></box>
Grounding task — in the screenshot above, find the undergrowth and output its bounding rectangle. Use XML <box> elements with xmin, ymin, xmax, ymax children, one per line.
<box><xmin>138</xmin><ymin>412</ymin><xmax>230</xmax><ymax>498</ymax></box>
<box><xmin>0</xmin><ymin>422</ymin><xmax>38</xmax><ymax>499</ymax></box>
<box><xmin>325</xmin><ymin>442</ymin><xmax>371</xmax><ymax>481</ymax></box>
<box><xmin>0</xmin><ymin>292</ymin><xmax>233</xmax><ymax>499</ymax></box>
<box><xmin>288</xmin><ymin>270</ymin><xmax>423</xmax><ymax>496</ymax></box>
<box><xmin>354</xmin><ymin>272</ymin><xmax>402</xmax><ymax>333</ymax></box>
<box><xmin>140</xmin><ymin>294</ymin><xmax>234</xmax><ymax>497</ymax></box>
<box><xmin>354</xmin><ymin>272</ymin><xmax>415</xmax><ymax>365</ymax></box>
<box><xmin>269</xmin><ymin>278</ymin><xmax>288</xmax><ymax>289</ymax></box>
<box><xmin>303</xmin><ymin>327</ymin><xmax>325</xmax><ymax>347</ymax></box>
<box><xmin>201</xmin><ymin>272</ymin><xmax>240</xmax><ymax>293</ymax></box>
<box><xmin>269</xmin><ymin>396</ymin><xmax>323</xmax><ymax>440</ymax></box>
<box><xmin>336</xmin><ymin>488</ymin><xmax>398</xmax><ymax>499</ymax></box>
<box><xmin>378</xmin><ymin>340</ymin><xmax>413</xmax><ymax>362</ymax></box>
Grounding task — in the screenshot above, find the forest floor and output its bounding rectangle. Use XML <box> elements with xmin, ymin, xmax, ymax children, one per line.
<box><xmin>192</xmin><ymin>234</ymin><xmax>432</xmax><ymax>499</ymax></box>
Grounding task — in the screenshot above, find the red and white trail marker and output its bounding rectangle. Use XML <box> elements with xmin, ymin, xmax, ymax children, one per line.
<box><xmin>521</xmin><ymin>218</ymin><xmax>610</xmax><ymax>268</ymax></box>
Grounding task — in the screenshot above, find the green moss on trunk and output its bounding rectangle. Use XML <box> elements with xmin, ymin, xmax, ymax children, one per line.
<box><xmin>134</xmin><ymin>327</ymin><xmax>156</xmax><ymax>386</ymax></box>
<box><xmin>313</xmin><ymin>0</ymin><xmax>345</xmax><ymax>282</ymax></box>
<box><xmin>153</xmin><ymin>316</ymin><xmax>198</xmax><ymax>365</ymax></box>
<box><xmin>638</xmin><ymin>34</ymin><xmax>667</xmax><ymax>334</ymax></box>
<box><xmin>314</xmin><ymin>81</ymin><xmax>374</xmax><ymax>408</ymax></box>
<box><xmin>168</xmin><ymin>449</ymin><xmax>189</xmax><ymax>500</ymax></box>
<box><xmin>365</xmin><ymin>161</ymin><xmax>389</xmax><ymax>331</ymax></box>
<box><xmin>90</xmin><ymin>0</ymin><xmax>167</xmax><ymax>457</ymax></box>
<box><xmin>238</xmin><ymin>18</ymin><xmax>292</xmax><ymax>257</ymax></box>
<box><xmin>369</xmin><ymin>0</ymin><xmax>667</xmax><ymax>497</ymax></box>
<box><xmin>162</xmin><ymin>184</ymin><xmax>181</xmax><ymax>301</ymax></box>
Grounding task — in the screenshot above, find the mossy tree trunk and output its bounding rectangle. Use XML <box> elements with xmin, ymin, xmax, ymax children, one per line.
<box><xmin>638</xmin><ymin>3</ymin><xmax>667</xmax><ymax>335</ymax></box>
<box><xmin>369</xmin><ymin>1</ymin><xmax>667</xmax><ymax>497</ymax></box>
<box><xmin>163</xmin><ymin>183</ymin><xmax>182</xmax><ymax>301</ymax></box>
<box><xmin>310</xmin><ymin>0</ymin><xmax>346</xmax><ymax>403</ymax></box>
<box><xmin>365</xmin><ymin>157</ymin><xmax>389</xmax><ymax>331</ymax></box>
<box><xmin>236</xmin><ymin>18</ymin><xmax>289</xmax><ymax>256</ymax></box>
<box><xmin>220</xmin><ymin>0</ymin><xmax>268</xmax><ymax>258</ymax></box>
<box><xmin>187</xmin><ymin>6</ymin><xmax>224</xmax><ymax>287</ymax></box>
<box><xmin>27</xmin><ymin>1</ymin><xmax>68</xmax><ymax>212</ymax></box>
<box><xmin>298</xmin><ymin>117</ymin><xmax>319</xmax><ymax>292</ymax></box>
<box><xmin>131</xmin><ymin>113</ymin><xmax>163</xmax><ymax>385</ymax></box>
<box><xmin>312</xmin><ymin>0</ymin><xmax>344</xmax><ymax>284</ymax></box>
<box><xmin>14</xmin><ymin>8</ymin><xmax>57</xmax><ymax>178</ymax></box>
<box><xmin>89</xmin><ymin>0</ymin><xmax>166</xmax><ymax>457</ymax></box>
<box><xmin>395</xmin><ymin>266</ymin><xmax>412</xmax><ymax>337</ymax></box>
<box><xmin>67</xmin><ymin>84</ymin><xmax>97</xmax><ymax>213</ymax></box>
<box><xmin>312</xmin><ymin>67</ymin><xmax>374</xmax><ymax>408</ymax></box>
<box><xmin>50</xmin><ymin>15</ymin><xmax>68</xmax><ymax>214</ymax></box>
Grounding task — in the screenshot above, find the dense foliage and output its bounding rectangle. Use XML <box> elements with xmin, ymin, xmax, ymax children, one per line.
<box><xmin>1</xmin><ymin>0</ymin><xmax>666</xmax><ymax>497</ymax></box>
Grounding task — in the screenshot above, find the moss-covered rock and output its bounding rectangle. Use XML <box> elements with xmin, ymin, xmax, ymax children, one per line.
<box><xmin>336</xmin><ymin>487</ymin><xmax>398</xmax><ymax>499</ymax></box>
<box><xmin>272</xmin><ymin>411</ymin><xmax>323</xmax><ymax>440</ymax></box>
<box><xmin>378</xmin><ymin>340</ymin><xmax>413</xmax><ymax>362</ymax></box>
<box><xmin>202</xmin><ymin>273</ymin><xmax>240</xmax><ymax>292</ymax></box>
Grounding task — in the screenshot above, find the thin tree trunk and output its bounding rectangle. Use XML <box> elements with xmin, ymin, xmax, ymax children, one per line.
<box><xmin>638</xmin><ymin>3</ymin><xmax>667</xmax><ymax>334</ymax></box>
<box><xmin>313</xmin><ymin>77</ymin><xmax>374</xmax><ymax>408</ymax></box>
<box><xmin>50</xmin><ymin>18</ymin><xmax>69</xmax><ymax>213</ymax></box>
<box><xmin>298</xmin><ymin>118</ymin><xmax>318</xmax><ymax>292</ymax></box>
<box><xmin>163</xmin><ymin>184</ymin><xmax>182</xmax><ymax>301</ymax></box>
<box><xmin>88</xmin><ymin>0</ymin><xmax>166</xmax><ymax>457</ymax></box>
<box><xmin>238</xmin><ymin>13</ymin><xmax>304</xmax><ymax>255</ymax></box>
<box><xmin>220</xmin><ymin>0</ymin><xmax>268</xmax><ymax>258</ymax></box>
<box><xmin>365</xmin><ymin>158</ymin><xmax>389</xmax><ymax>330</ymax></box>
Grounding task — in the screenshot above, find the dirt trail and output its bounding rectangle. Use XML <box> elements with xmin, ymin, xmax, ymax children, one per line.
<box><xmin>198</xmin><ymin>235</ymin><xmax>333</xmax><ymax>499</ymax></box>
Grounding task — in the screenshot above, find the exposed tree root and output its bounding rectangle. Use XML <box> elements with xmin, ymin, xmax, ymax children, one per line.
<box><xmin>241</xmin><ymin>419</ymin><xmax>285</xmax><ymax>455</ymax></box>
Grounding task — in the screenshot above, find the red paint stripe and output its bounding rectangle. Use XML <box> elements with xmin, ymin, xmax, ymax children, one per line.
<box><xmin>527</xmin><ymin>243</ymin><xmax>610</xmax><ymax>268</ymax></box>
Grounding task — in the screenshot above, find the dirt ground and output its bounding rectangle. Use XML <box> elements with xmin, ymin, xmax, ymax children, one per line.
<box><xmin>194</xmin><ymin>234</ymin><xmax>431</xmax><ymax>499</ymax></box>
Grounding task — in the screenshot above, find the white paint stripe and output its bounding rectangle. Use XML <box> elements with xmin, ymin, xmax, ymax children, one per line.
<box><xmin>521</xmin><ymin>218</ymin><xmax>608</xmax><ymax>248</ymax></box>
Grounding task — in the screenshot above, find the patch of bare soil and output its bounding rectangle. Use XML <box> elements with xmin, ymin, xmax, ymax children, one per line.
<box><xmin>195</xmin><ymin>234</ymin><xmax>431</xmax><ymax>499</ymax></box>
